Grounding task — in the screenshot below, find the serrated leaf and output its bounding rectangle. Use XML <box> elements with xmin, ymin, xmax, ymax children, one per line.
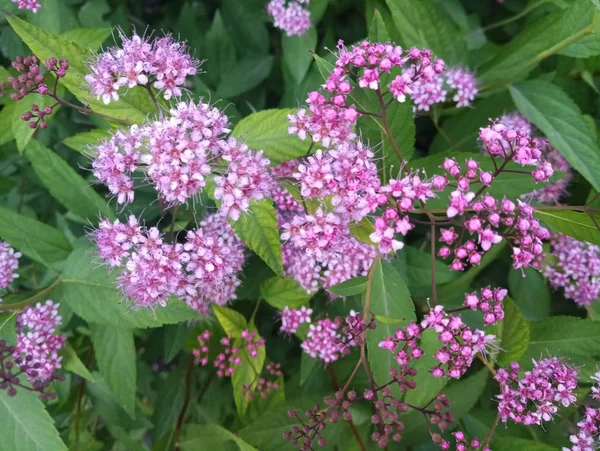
<box><xmin>12</xmin><ymin>94</ymin><xmax>54</xmax><ymax>153</ymax></box>
<box><xmin>520</xmin><ymin>316</ymin><xmax>600</xmax><ymax>366</ymax></box>
<box><xmin>216</xmin><ymin>55</ymin><xmax>273</xmax><ymax>99</ymax></box>
<box><xmin>231</xmin><ymin>109</ymin><xmax>309</xmax><ymax>165</ymax></box>
<box><xmin>508</xmin><ymin>267</ymin><xmax>551</xmax><ymax>321</ymax></box>
<box><xmin>25</xmin><ymin>140</ymin><xmax>115</xmax><ymax>222</ymax></box>
<box><xmin>479</xmin><ymin>0</ymin><xmax>597</xmax><ymax>89</ymax></box>
<box><xmin>0</xmin><ymin>389</ymin><xmax>68</xmax><ymax>451</ymax></box>
<box><xmin>535</xmin><ymin>210</ymin><xmax>600</xmax><ymax>245</ymax></box>
<box><xmin>163</xmin><ymin>323</ymin><xmax>188</xmax><ymax>362</ymax></box>
<box><xmin>90</xmin><ymin>324</ymin><xmax>136</xmax><ymax>418</ymax></box>
<box><xmin>57</xmin><ymin>247</ymin><xmax>202</xmax><ymax>328</ymax></box>
<box><xmin>60</xmin><ymin>342</ymin><xmax>95</xmax><ymax>382</ymax></box>
<box><xmin>385</xmin><ymin>0</ymin><xmax>467</xmax><ymax>65</ymax></box>
<box><xmin>232</xmin><ymin>200</ymin><xmax>283</xmax><ymax>276</ymax></box>
<box><xmin>282</xmin><ymin>28</ymin><xmax>317</xmax><ymax>84</ymax></box>
<box><xmin>151</xmin><ymin>368</ymin><xmax>186</xmax><ymax>443</ymax></box>
<box><xmin>260</xmin><ymin>277</ymin><xmax>312</xmax><ymax>309</ymax></box>
<box><xmin>6</xmin><ymin>14</ymin><xmax>154</xmax><ymax>124</ymax></box>
<box><xmin>370</xmin><ymin>257</ymin><xmax>415</xmax><ymax>320</ymax></box>
<box><xmin>213</xmin><ymin>305</ymin><xmax>248</xmax><ymax>337</ymax></box>
<box><xmin>368</xmin><ymin>9</ymin><xmax>390</xmax><ymax>42</ymax></box>
<box><xmin>62</xmin><ymin>129</ymin><xmax>111</xmax><ymax>154</ymax></box>
<box><xmin>61</xmin><ymin>27</ymin><xmax>110</xmax><ymax>51</ymax></box>
<box><xmin>510</xmin><ymin>80</ymin><xmax>600</xmax><ymax>192</ymax></box>
<box><xmin>492</xmin><ymin>297</ymin><xmax>530</xmax><ymax>367</ymax></box>
<box><xmin>492</xmin><ymin>438</ymin><xmax>561</xmax><ymax>451</ymax></box>
<box><xmin>204</xmin><ymin>11</ymin><xmax>236</xmax><ymax>88</ymax></box>
<box><xmin>181</xmin><ymin>424</ymin><xmax>258</xmax><ymax>451</ymax></box>
<box><xmin>0</xmin><ymin>206</ymin><xmax>72</xmax><ymax>270</ymax></box>
<box><xmin>327</xmin><ymin>276</ymin><xmax>368</xmax><ymax>297</ymax></box>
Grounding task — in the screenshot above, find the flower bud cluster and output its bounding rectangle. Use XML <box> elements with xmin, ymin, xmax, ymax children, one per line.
<box><xmin>192</xmin><ymin>330</ymin><xmax>211</xmax><ymax>366</ymax></box>
<box><xmin>267</xmin><ymin>0</ymin><xmax>311</xmax><ymax>37</ymax></box>
<box><xmin>6</xmin><ymin>55</ymin><xmax>69</xmax><ymax>129</ymax></box>
<box><xmin>495</xmin><ymin>358</ymin><xmax>578</xmax><ymax>425</ymax></box>
<box><xmin>439</xmin><ymin>431</ymin><xmax>489</xmax><ymax>451</ymax></box>
<box><xmin>544</xmin><ymin>233</ymin><xmax>600</xmax><ymax>307</ymax></box>
<box><xmin>242</xmin><ymin>362</ymin><xmax>283</xmax><ymax>401</ymax></box>
<box><xmin>91</xmin><ymin>214</ymin><xmax>244</xmax><ymax>312</ymax></box>
<box><xmin>85</xmin><ymin>31</ymin><xmax>200</xmax><ymax>104</ymax></box>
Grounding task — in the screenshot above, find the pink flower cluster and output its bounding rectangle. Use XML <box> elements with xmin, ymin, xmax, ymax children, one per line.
<box><xmin>15</xmin><ymin>300</ymin><xmax>65</xmax><ymax>384</ymax></box>
<box><xmin>479</xmin><ymin>119</ymin><xmax>555</xmax><ymax>184</ymax></box>
<box><xmin>545</xmin><ymin>234</ymin><xmax>600</xmax><ymax>306</ymax></box>
<box><xmin>85</xmin><ymin>31</ymin><xmax>200</xmax><ymax>104</ymax></box>
<box><xmin>294</xmin><ymin>141</ymin><xmax>381</xmax><ymax>221</ymax></box>
<box><xmin>0</xmin><ymin>241</ymin><xmax>21</xmax><ymax>303</ymax></box>
<box><xmin>280</xmin><ymin>306</ymin><xmax>312</xmax><ymax>334</ymax></box>
<box><xmin>11</xmin><ymin>0</ymin><xmax>40</xmax><ymax>13</ymax></box>
<box><xmin>242</xmin><ymin>362</ymin><xmax>283</xmax><ymax>401</ymax></box>
<box><xmin>289</xmin><ymin>40</ymin><xmax>445</xmax><ymax>146</ymax></box>
<box><xmin>437</xmin><ymin>189</ymin><xmax>549</xmax><ymax>271</ymax></box>
<box><xmin>411</xmin><ymin>66</ymin><xmax>478</xmax><ymax>111</ymax></box>
<box><xmin>380</xmin><ymin>306</ymin><xmax>497</xmax><ymax>379</ymax></box>
<box><xmin>496</xmin><ymin>113</ymin><xmax>572</xmax><ymax>204</ymax></box>
<box><xmin>464</xmin><ymin>286</ymin><xmax>507</xmax><ymax>325</ymax></box>
<box><xmin>91</xmin><ymin>213</ymin><xmax>244</xmax><ymax>312</ymax></box>
<box><xmin>214</xmin><ymin>138</ymin><xmax>274</xmax><ymax>220</ymax></box>
<box><xmin>495</xmin><ymin>358</ymin><xmax>578</xmax><ymax>425</ymax></box>
<box><xmin>300</xmin><ymin>312</ymin><xmax>365</xmax><ymax>363</ymax></box>
<box><xmin>564</xmin><ymin>372</ymin><xmax>600</xmax><ymax>451</ymax></box>
<box><xmin>441</xmin><ymin>431</ymin><xmax>489</xmax><ymax>451</ymax></box>
<box><xmin>267</xmin><ymin>0</ymin><xmax>311</xmax><ymax>37</ymax></box>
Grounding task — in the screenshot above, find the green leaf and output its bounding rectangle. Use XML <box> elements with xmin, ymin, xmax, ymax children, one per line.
<box><xmin>508</xmin><ymin>267</ymin><xmax>551</xmax><ymax>321</ymax></box>
<box><xmin>60</xmin><ymin>342</ymin><xmax>95</xmax><ymax>383</ymax></box>
<box><xmin>311</xmin><ymin>53</ymin><xmax>335</xmax><ymax>81</ymax></box>
<box><xmin>0</xmin><ymin>312</ymin><xmax>17</xmax><ymax>344</ymax></box>
<box><xmin>60</xmin><ymin>27</ymin><xmax>110</xmax><ymax>51</ymax></box>
<box><xmin>151</xmin><ymin>368</ymin><xmax>186</xmax><ymax>444</ymax></box>
<box><xmin>479</xmin><ymin>0</ymin><xmax>597</xmax><ymax>89</ymax></box>
<box><xmin>492</xmin><ymin>297</ymin><xmax>530</xmax><ymax>367</ymax></box>
<box><xmin>401</xmin><ymin>246</ymin><xmax>458</xmax><ymax>290</ymax></box>
<box><xmin>62</xmin><ymin>129</ymin><xmax>111</xmax><ymax>154</ymax></box>
<box><xmin>0</xmin><ymin>206</ymin><xmax>72</xmax><ymax>270</ymax></box>
<box><xmin>6</xmin><ymin>15</ymin><xmax>154</xmax><ymax>124</ymax></box>
<box><xmin>216</xmin><ymin>55</ymin><xmax>274</xmax><ymax>99</ymax></box>
<box><xmin>535</xmin><ymin>210</ymin><xmax>600</xmax><ymax>245</ymax></box>
<box><xmin>232</xmin><ymin>326</ymin><xmax>266</xmax><ymax>417</ymax></box>
<box><xmin>25</xmin><ymin>140</ymin><xmax>115</xmax><ymax>222</ymax></box>
<box><xmin>213</xmin><ymin>305</ymin><xmax>248</xmax><ymax>337</ymax></box>
<box><xmin>163</xmin><ymin>323</ymin><xmax>188</xmax><ymax>362</ymax></box>
<box><xmin>204</xmin><ymin>11</ymin><xmax>236</xmax><ymax>88</ymax></box>
<box><xmin>327</xmin><ymin>276</ymin><xmax>368</xmax><ymax>297</ymax></box>
<box><xmin>370</xmin><ymin>258</ymin><xmax>415</xmax><ymax>320</ymax></box>
<box><xmin>368</xmin><ymin>9</ymin><xmax>391</xmax><ymax>42</ymax></box>
<box><xmin>0</xmin><ymin>389</ymin><xmax>68</xmax><ymax>451</ymax></box>
<box><xmin>89</xmin><ymin>324</ymin><xmax>137</xmax><ymax>418</ymax></box>
<box><xmin>444</xmin><ymin>368</ymin><xmax>489</xmax><ymax>420</ymax></box>
<box><xmin>492</xmin><ymin>438</ymin><xmax>560</xmax><ymax>451</ymax></box>
<box><xmin>429</xmin><ymin>92</ymin><xmax>514</xmax><ymax>155</ymax></box>
<box><xmin>282</xmin><ymin>28</ymin><xmax>317</xmax><ymax>84</ymax></box>
<box><xmin>231</xmin><ymin>109</ymin><xmax>309</xmax><ymax>165</ymax></box>
<box><xmin>367</xmin><ymin>257</ymin><xmax>416</xmax><ymax>395</ymax></box>
<box><xmin>57</xmin><ymin>247</ymin><xmax>202</xmax><ymax>328</ymax></box>
<box><xmin>385</xmin><ymin>0</ymin><xmax>467</xmax><ymax>65</ymax></box>
<box><xmin>181</xmin><ymin>424</ymin><xmax>257</xmax><ymax>451</ymax></box>
<box><xmin>520</xmin><ymin>316</ymin><xmax>600</xmax><ymax>366</ymax></box>
<box><xmin>260</xmin><ymin>277</ymin><xmax>312</xmax><ymax>309</ymax></box>
<box><xmin>300</xmin><ymin>352</ymin><xmax>317</xmax><ymax>386</ymax></box>
<box><xmin>231</xmin><ymin>200</ymin><xmax>284</xmax><ymax>276</ymax></box>
<box><xmin>560</xmin><ymin>19</ymin><xmax>600</xmax><ymax>58</ymax></box>
<box><xmin>510</xmin><ymin>80</ymin><xmax>600</xmax><ymax>192</ymax></box>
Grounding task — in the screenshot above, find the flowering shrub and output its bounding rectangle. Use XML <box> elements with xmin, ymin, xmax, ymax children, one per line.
<box><xmin>0</xmin><ymin>1</ymin><xmax>600</xmax><ymax>450</ymax></box>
